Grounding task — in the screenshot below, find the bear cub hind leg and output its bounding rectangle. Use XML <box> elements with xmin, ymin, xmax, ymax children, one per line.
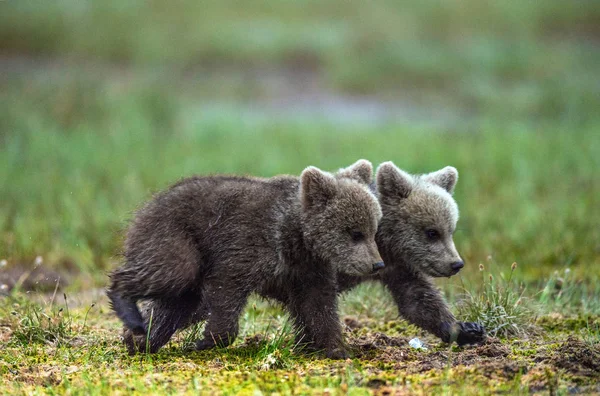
<box><xmin>123</xmin><ymin>296</ymin><xmax>202</xmax><ymax>354</ymax></box>
<box><xmin>195</xmin><ymin>283</ymin><xmax>251</xmax><ymax>351</ymax></box>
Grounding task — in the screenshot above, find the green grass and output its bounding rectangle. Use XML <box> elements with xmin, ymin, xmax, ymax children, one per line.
<box><xmin>457</xmin><ymin>262</ymin><xmax>533</xmax><ymax>338</ymax></box>
<box><xmin>2</xmin><ymin>292</ymin><xmax>75</xmax><ymax>347</ymax></box>
<box><xmin>1</xmin><ymin>74</ymin><xmax>598</xmax><ymax>282</ymax></box>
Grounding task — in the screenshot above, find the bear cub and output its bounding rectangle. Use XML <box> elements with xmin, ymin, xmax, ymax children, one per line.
<box><xmin>337</xmin><ymin>161</ymin><xmax>486</xmax><ymax>346</ymax></box>
<box><xmin>107</xmin><ymin>161</ymin><xmax>383</xmax><ymax>358</ymax></box>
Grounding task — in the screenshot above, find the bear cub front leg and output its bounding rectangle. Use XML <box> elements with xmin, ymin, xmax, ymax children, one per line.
<box><xmin>289</xmin><ymin>284</ymin><xmax>348</xmax><ymax>359</ymax></box>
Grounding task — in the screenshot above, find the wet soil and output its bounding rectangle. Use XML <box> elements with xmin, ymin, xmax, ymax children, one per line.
<box><xmin>344</xmin><ymin>330</ymin><xmax>600</xmax><ymax>392</ymax></box>
<box><xmin>0</xmin><ymin>54</ymin><xmax>468</xmax><ymax>127</ymax></box>
<box><xmin>550</xmin><ymin>336</ymin><xmax>600</xmax><ymax>378</ymax></box>
<box><xmin>0</xmin><ymin>266</ymin><xmax>68</xmax><ymax>293</ymax></box>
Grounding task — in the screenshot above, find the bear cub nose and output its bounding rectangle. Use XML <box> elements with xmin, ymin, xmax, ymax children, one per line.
<box><xmin>451</xmin><ymin>261</ymin><xmax>464</xmax><ymax>271</ymax></box>
<box><xmin>373</xmin><ymin>261</ymin><xmax>385</xmax><ymax>271</ymax></box>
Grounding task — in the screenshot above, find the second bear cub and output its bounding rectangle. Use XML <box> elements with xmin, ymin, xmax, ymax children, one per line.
<box><xmin>337</xmin><ymin>161</ymin><xmax>486</xmax><ymax>346</ymax></box>
<box><xmin>108</xmin><ymin>161</ymin><xmax>383</xmax><ymax>358</ymax></box>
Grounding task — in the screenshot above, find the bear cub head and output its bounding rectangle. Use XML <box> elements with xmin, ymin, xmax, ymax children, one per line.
<box><xmin>300</xmin><ymin>160</ymin><xmax>383</xmax><ymax>276</ymax></box>
<box><xmin>375</xmin><ymin>161</ymin><xmax>463</xmax><ymax>278</ymax></box>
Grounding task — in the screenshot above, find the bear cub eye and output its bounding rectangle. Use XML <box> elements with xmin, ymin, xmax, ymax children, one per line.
<box><xmin>351</xmin><ymin>231</ymin><xmax>365</xmax><ymax>242</ymax></box>
<box><xmin>425</xmin><ymin>229</ymin><xmax>441</xmax><ymax>241</ymax></box>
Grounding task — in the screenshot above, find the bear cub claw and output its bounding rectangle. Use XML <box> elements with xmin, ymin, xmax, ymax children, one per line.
<box><xmin>441</xmin><ymin>321</ymin><xmax>486</xmax><ymax>346</ymax></box>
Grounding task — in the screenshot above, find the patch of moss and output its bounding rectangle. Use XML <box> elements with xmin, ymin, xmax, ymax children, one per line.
<box><xmin>537</xmin><ymin>314</ymin><xmax>600</xmax><ymax>332</ymax></box>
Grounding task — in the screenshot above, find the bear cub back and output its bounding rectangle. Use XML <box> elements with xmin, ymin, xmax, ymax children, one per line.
<box><xmin>108</xmin><ymin>160</ymin><xmax>382</xmax><ymax>358</ymax></box>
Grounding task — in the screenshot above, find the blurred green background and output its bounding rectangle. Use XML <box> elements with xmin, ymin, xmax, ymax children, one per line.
<box><xmin>0</xmin><ymin>0</ymin><xmax>599</xmax><ymax>287</ymax></box>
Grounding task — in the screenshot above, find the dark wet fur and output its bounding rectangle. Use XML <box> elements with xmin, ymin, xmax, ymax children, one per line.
<box><xmin>108</xmin><ymin>167</ymin><xmax>381</xmax><ymax>358</ymax></box>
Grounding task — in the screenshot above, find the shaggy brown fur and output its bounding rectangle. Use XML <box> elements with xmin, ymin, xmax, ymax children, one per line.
<box><xmin>337</xmin><ymin>161</ymin><xmax>486</xmax><ymax>345</ymax></box>
<box><xmin>107</xmin><ymin>161</ymin><xmax>383</xmax><ymax>358</ymax></box>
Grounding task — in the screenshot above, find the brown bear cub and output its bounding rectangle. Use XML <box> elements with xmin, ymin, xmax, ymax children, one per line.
<box><xmin>107</xmin><ymin>161</ymin><xmax>383</xmax><ymax>358</ymax></box>
<box><xmin>336</xmin><ymin>161</ymin><xmax>486</xmax><ymax>346</ymax></box>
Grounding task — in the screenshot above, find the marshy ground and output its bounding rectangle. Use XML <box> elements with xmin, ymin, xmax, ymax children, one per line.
<box><xmin>1</xmin><ymin>279</ymin><xmax>599</xmax><ymax>394</ymax></box>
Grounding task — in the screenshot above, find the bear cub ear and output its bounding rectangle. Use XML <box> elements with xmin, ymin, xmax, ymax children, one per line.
<box><xmin>300</xmin><ymin>166</ymin><xmax>337</xmax><ymax>209</ymax></box>
<box><xmin>376</xmin><ymin>161</ymin><xmax>413</xmax><ymax>199</ymax></box>
<box><xmin>424</xmin><ymin>166</ymin><xmax>458</xmax><ymax>194</ymax></box>
<box><xmin>336</xmin><ymin>159</ymin><xmax>373</xmax><ymax>185</ymax></box>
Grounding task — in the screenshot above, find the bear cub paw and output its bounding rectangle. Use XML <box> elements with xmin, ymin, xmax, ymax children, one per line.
<box><xmin>195</xmin><ymin>338</ymin><xmax>217</xmax><ymax>351</ymax></box>
<box><xmin>441</xmin><ymin>321</ymin><xmax>486</xmax><ymax>346</ymax></box>
<box><xmin>325</xmin><ymin>346</ymin><xmax>350</xmax><ymax>360</ymax></box>
<box><xmin>456</xmin><ymin>322</ymin><xmax>486</xmax><ymax>346</ymax></box>
<box><xmin>123</xmin><ymin>327</ymin><xmax>148</xmax><ymax>355</ymax></box>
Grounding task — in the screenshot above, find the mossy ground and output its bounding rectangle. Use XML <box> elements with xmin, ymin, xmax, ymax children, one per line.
<box><xmin>1</xmin><ymin>281</ymin><xmax>599</xmax><ymax>395</ymax></box>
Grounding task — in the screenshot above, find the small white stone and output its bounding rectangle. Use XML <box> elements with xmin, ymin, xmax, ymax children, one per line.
<box><xmin>0</xmin><ymin>259</ymin><xmax>7</xmax><ymax>268</ymax></box>
<box><xmin>34</xmin><ymin>256</ymin><xmax>43</xmax><ymax>267</ymax></box>
<box><xmin>409</xmin><ymin>337</ymin><xmax>428</xmax><ymax>350</ymax></box>
<box><xmin>0</xmin><ymin>284</ymin><xmax>8</xmax><ymax>291</ymax></box>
